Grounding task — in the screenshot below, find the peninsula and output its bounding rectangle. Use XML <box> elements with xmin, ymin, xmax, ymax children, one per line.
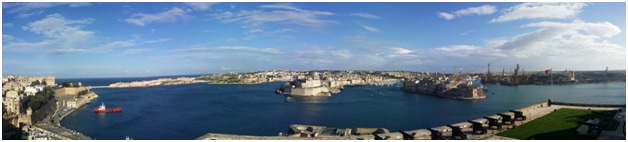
<box><xmin>275</xmin><ymin>70</ymin><xmax>400</xmax><ymax>97</ymax></box>
<box><xmin>109</xmin><ymin>77</ymin><xmax>207</xmax><ymax>88</ymax></box>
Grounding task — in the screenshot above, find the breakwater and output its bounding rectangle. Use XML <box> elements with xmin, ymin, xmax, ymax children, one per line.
<box><xmin>196</xmin><ymin>100</ymin><xmax>624</xmax><ymax>140</ymax></box>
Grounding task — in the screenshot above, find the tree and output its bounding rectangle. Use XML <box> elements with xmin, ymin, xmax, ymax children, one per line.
<box><xmin>62</xmin><ymin>82</ymin><xmax>71</xmax><ymax>87</ymax></box>
<box><xmin>77</xmin><ymin>90</ymin><xmax>89</xmax><ymax>97</ymax></box>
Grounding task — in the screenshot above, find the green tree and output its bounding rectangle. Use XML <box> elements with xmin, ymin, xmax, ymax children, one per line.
<box><xmin>62</xmin><ymin>82</ymin><xmax>71</xmax><ymax>87</ymax></box>
<box><xmin>77</xmin><ymin>90</ymin><xmax>89</xmax><ymax>97</ymax></box>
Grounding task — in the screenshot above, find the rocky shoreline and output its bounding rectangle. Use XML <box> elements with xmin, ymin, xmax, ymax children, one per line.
<box><xmin>109</xmin><ymin>77</ymin><xmax>208</xmax><ymax>88</ymax></box>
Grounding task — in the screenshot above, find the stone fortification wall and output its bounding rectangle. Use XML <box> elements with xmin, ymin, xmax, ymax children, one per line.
<box><xmin>516</xmin><ymin>101</ymin><xmax>548</xmax><ymax>113</ymax></box>
<box><xmin>329</xmin><ymin>80</ymin><xmax>349</xmax><ymax>88</ymax></box>
<box><xmin>55</xmin><ymin>87</ymin><xmax>88</xmax><ymax>96</ymax></box>
<box><xmin>300</xmin><ymin>80</ymin><xmax>321</xmax><ymax>88</ymax></box>
<box><xmin>285</xmin><ymin>87</ymin><xmax>330</xmax><ymax>97</ymax></box>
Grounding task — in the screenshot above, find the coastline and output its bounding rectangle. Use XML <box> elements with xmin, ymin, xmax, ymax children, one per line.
<box><xmin>32</xmin><ymin>91</ymin><xmax>99</xmax><ymax>140</ymax></box>
<box><xmin>55</xmin><ymin>92</ymin><xmax>98</xmax><ymax>124</ymax></box>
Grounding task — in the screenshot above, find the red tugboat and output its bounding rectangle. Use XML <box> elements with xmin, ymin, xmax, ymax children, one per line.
<box><xmin>94</xmin><ymin>102</ymin><xmax>122</xmax><ymax>113</ymax></box>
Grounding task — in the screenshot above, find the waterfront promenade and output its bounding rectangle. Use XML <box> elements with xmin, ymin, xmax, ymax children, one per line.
<box><xmin>32</xmin><ymin>90</ymin><xmax>99</xmax><ymax>140</ymax></box>
<box><xmin>197</xmin><ymin>101</ymin><xmax>625</xmax><ymax>140</ymax></box>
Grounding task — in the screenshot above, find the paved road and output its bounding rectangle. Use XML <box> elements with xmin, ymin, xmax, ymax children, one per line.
<box><xmin>34</xmin><ymin>123</ymin><xmax>92</xmax><ymax>140</ymax></box>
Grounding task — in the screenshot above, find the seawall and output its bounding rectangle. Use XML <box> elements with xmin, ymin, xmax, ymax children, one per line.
<box><xmin>56</xmin><ymin>92</ymin><xmax>98</xmax><ymax>123</ymax></box>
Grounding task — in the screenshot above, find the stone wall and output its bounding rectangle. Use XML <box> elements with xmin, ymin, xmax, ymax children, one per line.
<box><xmin>286</xmin><ymin>87</ymin><xmax>330</xmax><ymax>97</ymax></box>
<box><xmin>55</xmin><ymin>87</ymin><xmax>88</xmax><ymax>96</ymax></box>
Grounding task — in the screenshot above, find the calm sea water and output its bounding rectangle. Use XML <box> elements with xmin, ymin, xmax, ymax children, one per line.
<box><xmin>58</xmin><ymin>77</ymin><xmax>626</xmax><ymax>140</ymax></box>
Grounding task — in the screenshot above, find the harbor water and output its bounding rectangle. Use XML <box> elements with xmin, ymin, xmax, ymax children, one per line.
<box><xmin>58</xmin><ymin>77</ymin><xmax>626</xmax><ymax>140</ymax></box>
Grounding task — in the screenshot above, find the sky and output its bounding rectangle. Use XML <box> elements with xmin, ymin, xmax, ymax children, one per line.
<box><xmin>1</xmin><ymin>2</ymin><xmax>626</xmax><ymax>78</ymax></box>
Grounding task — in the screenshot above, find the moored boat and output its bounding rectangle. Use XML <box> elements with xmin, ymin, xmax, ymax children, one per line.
<box><xmin>94</xmin><ymin>102</ymin><xmax>122</xmax><ymax>113</ymax></box>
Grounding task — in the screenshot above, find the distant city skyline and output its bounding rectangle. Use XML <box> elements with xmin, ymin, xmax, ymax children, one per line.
<box><xmin>2</xmin><ymin>2</ymin><xmax>626</xmax><ymax>78</ymax></box>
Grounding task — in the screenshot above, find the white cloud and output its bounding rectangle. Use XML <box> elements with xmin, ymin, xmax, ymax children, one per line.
<box><xmin>4</xmin><ymin>14</ymin><xmax>94</xmax><ymax>53</ymax></box>
<box><xmin>99</xmin><ymin>40</ymin><xmax>136</xmax><ymax>49</ymax></box>
<box><xmin>22</xmin><ymin>14</ymin><xmax>94</xmax><ymax>38</ymax></box>
<box><xmin>490</xmin><ymin>3</ymin><xmax>587</xmax><ymax>23</ymax></box>
<box><xmin>438</xmin><ymin>12</ymin><xmax>455</xmax><ymax>20</ymax></box>
<box><xmin>122</xmin><ymin>48</ymin><xmax>153</xmax><ymax>55</ymax></box>
<box><xmin>68</xmin><ymin>2</ymin><xmax>92</xmax><ymax>7</ymax></box>
<box><xmin>145</xmin><ymin>38</ymin><xmax>171</xmax><ymax>43</ymax></box>
<box><xmin>438</xmin><ymin>5</ymin><xmax>496</xmax><ymax>20</ymax></box>
<box><xmin>184</xmin><ymin>2</ymin><xmax>217</xmax><ymax>11</ymax></box>
<box><xmin>391</xmin><ymin>47</ymin><xmax>413</xmax><ymax>54</ymax></box>
<box><xmin>175</xmin><ymin>46</ymin><xmax>283</xmax><ymax>54</ymax></box>
<box><xmin>16</xmin><ymin>10</ymin><xmax>44</xmax><ymax>18</ymax></box>
<box><xmin>4</xmin><ymin>3</ymin><xmax>64</xmax><ymax>13</ymax></box>
<box><xmin>425</xmin><ymin>20</ymin><xmax>624</xmax><ymax>71</ymax></box>
<box><xmin>3</xmin><ymin>2</ymin><xmax>91</xmax><ymax>16</ymax></box>
<box><xmin>525</xmin><ymin>21</ymin><xmax>621</xmax><ymax>37</ymax></box>
<box><xmin>94</xmin><ymin>37</ymin><xmax>169</xmax><ymax>53</ymax></box>
<box><xmin>388</xmin><ymin>47</ymin><xmax>418</xmax><ymax>58</ymax></box>
<box><xmin>454</xmin><ymin>5</ymin><xmax>497</xmax><ymax>15</ymax></box>
<box><xmin>265</xmin><ymin>28</ymin><xmax>296</xmax><ymax>35</ymax></box>
<box><xmin>126</xmin><ymin>7</ymin><xmax>189</xmax><ymax>26</ymax></box>
<box><xmin>351</xmin><ymin>12</ymin><xmax>380</xmax><ymax>19</ymax></box>
<box><xmin>332</xmin><ymin>49</ymin><xmax>353</xmax><ymax>59</ymax></box>
<box><xmin>496</xmin><ymin>21</ymin><xmax>622</xmax><ymax>57</ymax></box>
<box><xmin>213</xmin><ymin>3</ymin><xmax>335</xmax><ymax>27</ymax></box>
<box><xmin>3</xmin><ymin>35</ymin><xmax>16</xmax><ymax>42</ymax></box>
<box><xmin>361</xmin><ymin>25</ymin><xmax>379</xmax><ymax>32</ymax></box>
<box><xmin>3</xmin><ymin>23</ymin><xmax>14</xmax><ymax>27</ymax></box>
<box><xmin>436</xmin><ymin>45</ymin><xmax>478</xmax><ymax>52</ymax></box>
<box><xmin>47</xmin><ymin>48</ymin><xmax>89</xmax><ymax>55</ymax></box>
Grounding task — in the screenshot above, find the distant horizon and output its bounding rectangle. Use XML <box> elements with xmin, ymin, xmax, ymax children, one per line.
<box><xmin>5</xmin><ymin>68</ymin><xmax>623</xmax><ymax>79</ymax></box>
<box><xmin>3</xmin><ymin>2</ymin><xmax>625</xmax><ymax>78</ymax></box>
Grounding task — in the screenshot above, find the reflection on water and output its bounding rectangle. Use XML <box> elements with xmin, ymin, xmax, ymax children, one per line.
<box><xmin>287</xmin><ymin>96</ymin><xmax>330</xmax><ymax>104</ymax></box>
<box><xmin>97</xmin><ymin>113</ymin><xmax>106</xmax><ymax>120</ymax></box>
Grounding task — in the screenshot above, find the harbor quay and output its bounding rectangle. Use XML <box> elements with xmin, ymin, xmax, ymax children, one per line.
<box><xmin>196</xmin><ymin>100</ymin><xmax>625</xmax><ymax>140</ymax></box>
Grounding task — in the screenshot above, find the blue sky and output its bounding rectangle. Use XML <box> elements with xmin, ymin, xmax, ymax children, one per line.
<box><xmin>2</xmin><ymin>2</ymin><xmax>626</xmax><ymax>78</ymax></box>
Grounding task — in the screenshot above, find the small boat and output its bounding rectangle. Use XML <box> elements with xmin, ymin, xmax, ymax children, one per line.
<box><xmin>94</xmin><ymin>102</ymin><xmax>122</xmax><ymax>113</ymax></box>
<box><xmin>285</xmin><ymin>96</ymin><xmax>294</xmax><ymax>102</ymax></box>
